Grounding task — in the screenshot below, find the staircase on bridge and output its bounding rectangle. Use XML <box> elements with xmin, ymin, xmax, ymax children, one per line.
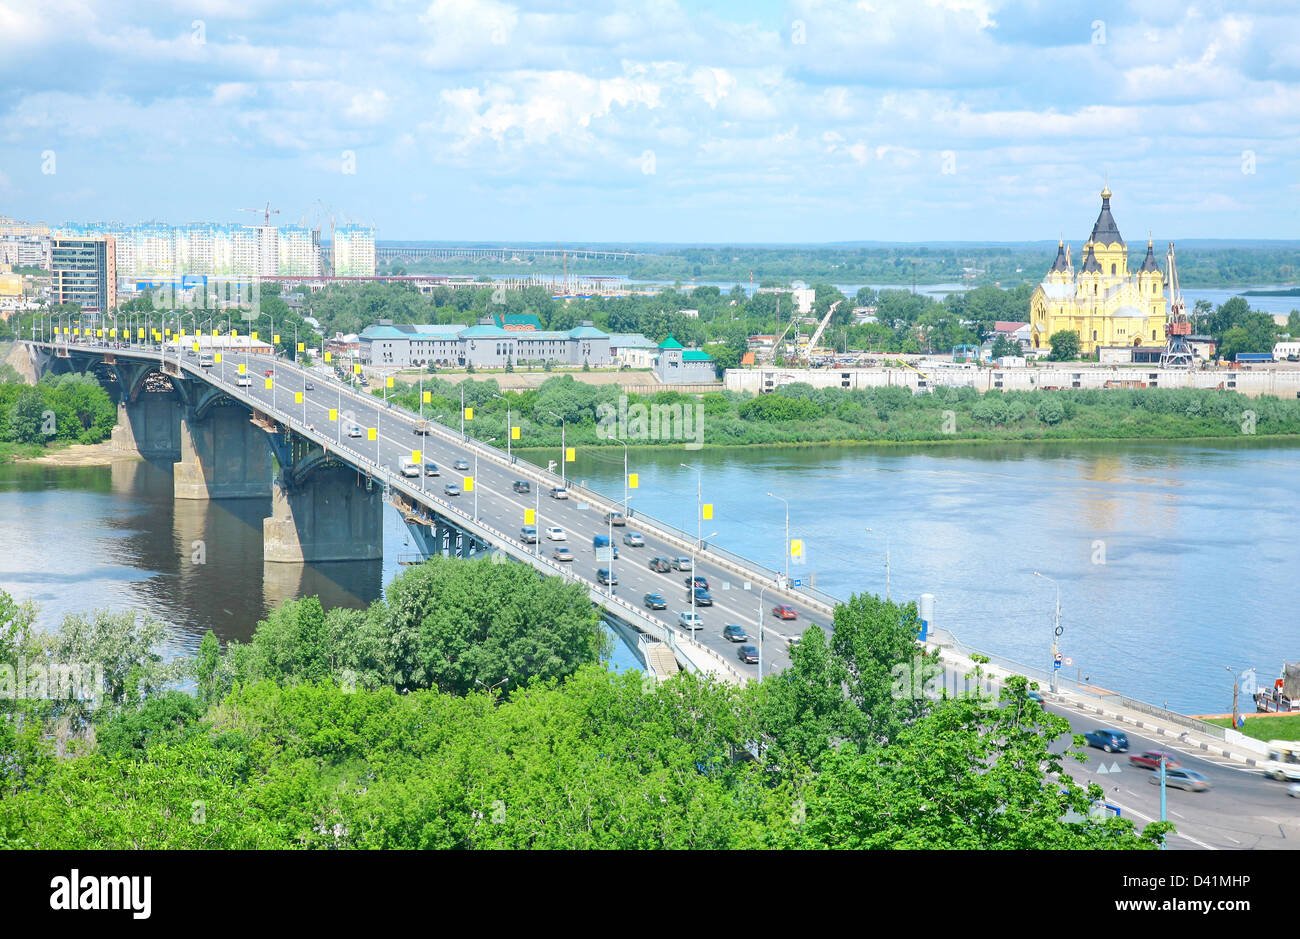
<box><xmin>643</xmin><ymin>641</ymin><xmax>680</xmax><ymax>680</ymax></box>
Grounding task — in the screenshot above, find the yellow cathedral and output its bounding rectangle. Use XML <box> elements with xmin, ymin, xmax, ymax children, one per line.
<box><xmin>1030</xmin><ymin>186</ymin><xmax>1168</xmax><ymax>356</ymax></box>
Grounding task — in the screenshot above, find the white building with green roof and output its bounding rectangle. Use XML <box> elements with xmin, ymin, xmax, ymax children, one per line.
<box><xmin>654</xmin><ymin>335</ymin><xmax>716</xmax><ymax>383</ymax></box>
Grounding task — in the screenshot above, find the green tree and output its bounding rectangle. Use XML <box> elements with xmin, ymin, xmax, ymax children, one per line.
<box><xmin>1048</xmin><ymin>330</ymin><xmax>1080</xmax><ymax>361</ymax></box>
<box><xmin>990</xmin><ymin>335</ymin><xmax>1019</xmax><ymax>359</ymax></box>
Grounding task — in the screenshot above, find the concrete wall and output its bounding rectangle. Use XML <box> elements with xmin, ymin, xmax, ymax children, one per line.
<box><xmin>111</xmin><ymin>395</ymin><xmax>181</xmax><ymax>460</ymax></box>
<box><xmin>174</xmin><ymin>403</ymin><xmax>273</xmax><ymax>500</ymax></box>
<box><xmin>263</xmin><ymin>464</ymin><xmax>382</xmax><ymax>563</ymax></box>
<box><xmin>725</xmin><ymin>366</ymin><xmax>1300</xmax><ymax>398</ymax></box>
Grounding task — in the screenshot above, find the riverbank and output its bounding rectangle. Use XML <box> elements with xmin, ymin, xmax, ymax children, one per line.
<box><xmin>10</xmin><ymin>439</ymin><xmax>130</xmax><ymax>466</ymax></box>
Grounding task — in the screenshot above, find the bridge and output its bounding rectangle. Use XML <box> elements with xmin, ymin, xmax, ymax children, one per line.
<box><xmin>21</xmin><ymin>339</ymin><xmax>839</xmax><ymax>683</ymax></box>
<box><xmin>376</xmin><ymin>245</ymin><xmax>639</xmax><ymax>264</ymax></box>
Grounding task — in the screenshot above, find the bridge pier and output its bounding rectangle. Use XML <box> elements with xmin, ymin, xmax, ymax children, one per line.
<box><xmin>174</xmin><ymin>404</ymin><xmax>273</xmax><ymax>500</ymax></box>
<box><xmin>263</xmin><ymin>464</ymin><xmax>382</xmax><ymax>563</ymax></box>
<box><xmin>111</xmin><ymin>395</ymin><xmax>181</xmax><ymax>461</ymax></box>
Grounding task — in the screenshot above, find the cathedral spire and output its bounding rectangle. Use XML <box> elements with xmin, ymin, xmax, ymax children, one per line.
<box><xmin>1140</xmin><ymin>236</ymin><xmax>1160</xmax><ymax>273</ymax></box>
<box><xmin>1089</xmin><ymin>184</ymin><xmax>1123</xmax><ymax>246</ymax></box>
<box><xmin>1051</xmin><ymin>238</ymin><xmax>1069</xmax><ymax>272</ymax></box>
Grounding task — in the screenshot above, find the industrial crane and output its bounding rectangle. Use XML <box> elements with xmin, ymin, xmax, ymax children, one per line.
<box><xmin>804</xmin><ymin>299</ymin><xmax>843</xmax><ymax>353</ymax></box>
<box><xmin>239</xmin><ymin>202</ymin><xmax>280</xmax><ymax>226</ymax></box>
<box><xmin>1160</xmin><ymin>242</ymin><xmax>1194</xmax><ymax>369</ymax></box>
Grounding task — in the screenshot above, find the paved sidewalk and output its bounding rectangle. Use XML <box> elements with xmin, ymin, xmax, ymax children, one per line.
<box><xmin>929</xmin><ymin>642</ymin><xmax>1272</xmax><ymax>770</ymax></box>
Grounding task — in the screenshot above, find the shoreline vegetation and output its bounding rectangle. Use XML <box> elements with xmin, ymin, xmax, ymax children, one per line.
<box><xmin>0</xmin><ymin>370</ymin><xmax>117</xmax><ymax>465</ymax></box>
<box><xmin>381</xmin><ymin>375</ymin><xmax>1300</xmax><ymax>453</ymax></box>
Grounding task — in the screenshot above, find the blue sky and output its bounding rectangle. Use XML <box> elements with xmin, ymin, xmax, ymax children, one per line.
<box><xmin>1</xmin><ymin>0</ymin><xmax>1297</xmax><ymax>242</ymax></box>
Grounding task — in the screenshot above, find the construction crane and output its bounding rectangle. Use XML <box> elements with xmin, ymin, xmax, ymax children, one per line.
<box><xmin>1160</xmin><ymin>242</ymin><xmax>1194</xmax><ymax>369</ymax></box>
<box><xmin>804</xmin><ymin>300</ymin><xmax>843</xmax><ymax>353</ymax></box>
<box><xmin>239</xmin><ymin>202</ymin><xmax>280</xmax><ymax>227</ymax></box>
<box><xmin>761</xmin><ymin>297</ymin><xmax>796</xmax><ymax>365</ymax></box>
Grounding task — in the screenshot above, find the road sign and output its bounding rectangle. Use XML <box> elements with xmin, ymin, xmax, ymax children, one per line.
<box><xmin>791</xmin><ymin>578</ymin><xmax>803</xmax><ymax>587</ymax></box>
<box><xmin>1053</xmin><ymin>652</ymin><xmax>1063</xmax><ymax>670</ymax></box>
<box><xmin>1064</xmin><ymin>657</ymin><xmax>1073</xmax><ymax>666</ymax></box>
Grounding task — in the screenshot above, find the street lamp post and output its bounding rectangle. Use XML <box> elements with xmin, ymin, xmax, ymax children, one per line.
<box><xmin>757</xmin><ymin>581</ymin><xmax>776</xmax><ymax>678</ymax></box>
<box><xmin>1226</xmin><ymin>666</ymin><xmax>1243</xmax><ymax>729</ymax></box>
<box><xmin>1033</xmin><ymin>571</ymin><xmax>1061</xmax><ymax>693</ymax></box>
<box><xmin>767</xmin><ymin>492</ymin><xmax>790</xmax><ymax>586</ymax></box>
<box><xmin>548</xmin><ymin>410</ymin><xmax>567</xmax><ymax>485</ymax></box>
<box><xmin>682</xmin><ymin>462</ymin><xmax>702</xmax><ymax>601</ymax></box>
<box><xmin>474</xmin><ymin>438</ymin><xmax>495</xmax><ymax>522</ymax></box>
<box><xmin>493</xmin><ymin>393</ymin><xmax>512</xmax><ymax>460</ymax></box>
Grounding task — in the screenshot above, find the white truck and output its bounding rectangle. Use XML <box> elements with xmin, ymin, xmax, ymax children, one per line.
<box><xmin>1262</xmin><ymin>740</ymin><xmax>1300</xmax><ymax>782</ymax></box>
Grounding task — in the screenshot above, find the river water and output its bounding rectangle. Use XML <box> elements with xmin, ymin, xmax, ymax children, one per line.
<box><xmin>1</xmin><ymin>439</ymin><xmax>1296</xmax><ymax>713</ymax></box>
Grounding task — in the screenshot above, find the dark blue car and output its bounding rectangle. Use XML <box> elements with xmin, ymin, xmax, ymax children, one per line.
<box><xmin>1083</xmin><ymin>728</ymin><xmax>1129</xmax><ymax>753</ymax></box>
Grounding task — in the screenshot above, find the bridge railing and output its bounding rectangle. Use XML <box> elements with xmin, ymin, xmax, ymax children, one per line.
<box><xmin>211</xmin><ymin>361</ymin><xmax>747</xmax><ymax>684</ymax></box>
<box><xmin>56</xmin><ymin>342</ymin><xmax>836</xmax><ymax>624</ymax></box>
<box><xmin>244</xmin><ymin>353</ymin><xmax>845</xmax><ymax>618</ymax></box>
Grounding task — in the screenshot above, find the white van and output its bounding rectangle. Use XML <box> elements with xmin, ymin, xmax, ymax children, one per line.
<box><xmin>397</xmin><ymin>459</ymin><xmax>420</xmax><ymax>478</ymax></box>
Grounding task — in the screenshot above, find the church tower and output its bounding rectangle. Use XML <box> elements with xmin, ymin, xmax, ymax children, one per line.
<box><xmin>1029</xmin><ymin>185</ymin><xmax>1169</xmax><ymax>357</ymax></box>
<box><xmin>1088</xmin><ymin>184</ymin><xmax>1127</xmax><ymax>280</ymax></box>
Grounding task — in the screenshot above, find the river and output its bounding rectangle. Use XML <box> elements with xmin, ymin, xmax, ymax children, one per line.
<box><xmin>1</xmin><ymin>439</ymin><xmax>1296</xmax><ymax>713</ymax></box>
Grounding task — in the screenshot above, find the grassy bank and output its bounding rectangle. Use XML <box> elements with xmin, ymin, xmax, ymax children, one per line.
<box><xmin>1202</xmin><ymin>714</ymin><xmax>1300</xmax><ymax>742</ymax></box>
<box><xmin>0</xmin><ymin>441</ymin><xmax>47</xmax><ymax>464</ymax></box>
<box><xmin>378</xmin><ymin>376</ymin><xmax>1300</xmax><ymax>451</ymax></box>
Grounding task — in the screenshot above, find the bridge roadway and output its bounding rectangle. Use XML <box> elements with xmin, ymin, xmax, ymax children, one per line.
<box><xmin>40</xmin><ymin>341</ymin><xmax>835</xmax><ymax>682</ymax></box>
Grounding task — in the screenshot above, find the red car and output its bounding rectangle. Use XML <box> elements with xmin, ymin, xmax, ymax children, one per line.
<box><xmin>772</xmin><ymin>605</ymin><xmax>798</xmax><ymax>620</ymax></box>
<box><xmin>1129</xmin><ymin>750</ymin><xmax>1181</xmax><ymax>770</ymax></box>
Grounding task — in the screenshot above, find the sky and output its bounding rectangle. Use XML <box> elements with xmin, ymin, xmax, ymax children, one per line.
<box><xmin>1</xmin><ymin>0</ymin><xmax>1298</xmax><ymax>243</ymax></box>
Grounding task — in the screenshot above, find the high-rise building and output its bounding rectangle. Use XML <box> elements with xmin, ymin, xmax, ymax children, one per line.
<box><xmin>333</xmin><ymin>225</ymin><xmax>376</xmax><ymax>276</ymax></box>
<box><xmin>51</xmin><ymin>216</ymin><xmax>373</xmax><ymax>280</ymax></box>
<box><xmin>52</xmin><ymin>235</ymin><xmax>117</xmax><ymax>312</ymax></box>
<box><xmin>0</xmin><ymin>216</ymin><xmax>50</xmax><ymax>238</ymax></box>
<box><xmin>278</xmin><ymin>225</ymin><xmax>323</xmax><ymax>276</ymax></box>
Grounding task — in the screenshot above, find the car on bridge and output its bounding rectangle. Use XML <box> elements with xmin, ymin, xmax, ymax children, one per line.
<box><xmin>691</xmin><ymin>588</ymin><xmax>713</xmax><ymax>607</ymax></box>
<box><xmin>348</xmin><ymin>425</ymin><xmax>363</xmax><ymax>438</ymax></box>
<box><xmin>1129</xmin><ymin>750</ymin><xmax>1181</xmax><ymax>771</ymax></box>
<box><xmin>685</xmin><ymin>575</ymin><xmax>709</xmax><ymax>590</ymax></box>
<box><xmin>772</xmin><ymin>605</ymin><xmax>798</xmax><ymax>620</ymax></box>
<box><xmin>305</xmin><ymin>382</ymin><xmax>314</xmax><ymax>391</ymax></box>
<box><xmin>512</xmin><ymin>480</ymin><xmax>531</xmax><ymax>494</ymax></box>
<box><xmin>453</xmin><ymin>459</ymin><xmax>470</xmax><ymax>471</ymax></box>
<box><xmin>520</xmin><ymin>526</ymin><xmax>538</xmax><ymax>544</ymax></box>
<box><xmin>1083</xmin><ymin>729</ymin><xmax>1129</xmax><ymax>753</ymax></box>
<box><xmin>723</xmin><ymin>624</ymin><xmax>749</xmax><ymax>642</ymax></box>
<box><xmin>1147</xmin><ymin>768</ymin><xmax>1211</xmax><ymax>792</ymax></box>
<box><xmin>549</xmin><ymin>487</ymin><xmax>569</xmax><ymax>500</ymax></box>
<box><xmin>737</xmin><ymin>644</ymin><xmax>759</xmax><ymax>665</ymax></box>
<box><xmin>443</xmin><ymin>483</ymin><xmax>461</xmax><ymax>496</ymax></box>
<box><xmin>424</xmin><ymin>462</ymin><xmax>439</xmax><ymax>476</ymax></box>
<box><xmin>236</xmin><ymin>376</ymin><xmax>252</xmax><ymax>387</ymax></box>
<box><xmin>546</xmin><ymin>526</ymin><xmax>566</xmax><ymax>541</ymax></box>
<box><xmin>678</xmin><ymin>611</ymin><xmax>704</xmax><ymax>631</ymax></box>
<box><xmin>622</xmin><ymin>531</ymin><xmax>644</xmax><ymax>547</ymax></box>
<box><xmin>596</xmin><ymin>568</ymin><xmax>618</xmax><ymax>586</ymax></box>
<box><xmin>552</xmin><ymin>546</ymin><xmax>573</xmax><ymax>562</ymax></box>
<box><xmin>397</xmin><ymin>459</ymin><xmax>420</xmax><ymax>478</ymax></box>
<box><xmin>671</xmin><ymin>557</ymin><xmax>693</xmax><ymax>571</ymax></box>
<box><xmin>649</xmin><ymin>557</ymin><xmax>672</xmax><ymax>573</ymax></box>
<box><xmin>643</xmin><ymin>593</ymin><xmax>667</xmax><ymax>610</ymax></box>
<box><xmin>604</xmin><ymin>511</ymin><xmax>626</xmax><ymax>526</ymax></box>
